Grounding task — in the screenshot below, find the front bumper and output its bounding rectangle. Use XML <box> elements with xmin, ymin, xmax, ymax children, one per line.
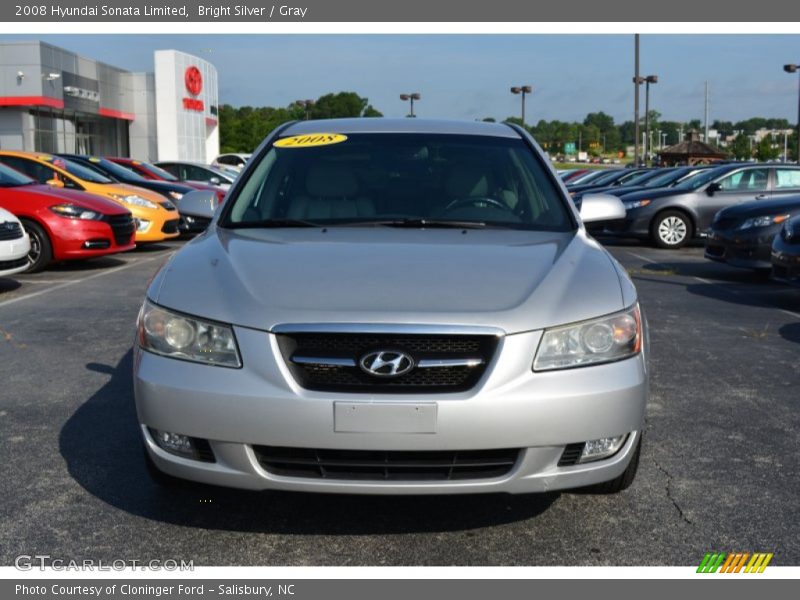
<box><xmin>0</xmin><ymin>233</ymin><xmax>31</xmax><ymax>276</ymax></box>
<box><xmin>597</xmin><ymin>212</ymin><xmax>652</xmax><ymax>239</ymax></box>
<box><xmin>704</xmin><ymin>229</ymin><xmax>774</xmax><ymax>270</ymax></box>
<box><xmin>134</xmin><ymin>327</ymin><xmax>648</xmax><ymax>495</ymax></box>
<box><xmin>129</xmin><ymin>208</ymin><xmax>181</xmax><ymax>243</ymax></box>
<box><xmin>771</xmin><ymin>236</ymin><xmax>800</xmax><ymax>284</ymax></box>
<box><xmin>50</xmin><ymin>219</ymin><xmax>136</xmax><ymax>261</ymax></box>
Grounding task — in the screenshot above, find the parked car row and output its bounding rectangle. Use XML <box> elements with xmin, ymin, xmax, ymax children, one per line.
<box><xmin>560</xmin><ymin>162</ymin><xmax>800</xmax><ymax>286</ymax></box>
<box><xmin>0</xmin><ymin>151</ymin><xmax>234</xmax><ymax>273</ymax></box>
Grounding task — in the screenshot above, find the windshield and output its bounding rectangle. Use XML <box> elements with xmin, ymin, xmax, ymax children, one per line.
<box><xmin>223</xmin><ymin>133</ymin><xmax>574</xmax><ymax>231</ymax></box>
<box><xmin>585</xmin><ymin>169</ymin><xmax>627</xmax><ymax>187</ymax></box>
<box><xmin>618</xmin><ymin>170</ymin><xmax>661</xmax><ymax>186</ymax></box>
<box><xmin>673</xmin><ymin>166</ymin><xmax>731</xmax><ymax>190</ymax></box>
<box><xmin>0</xmin><ymin>162</ymin><xmax>36</xmax><ymax>187</ymax></box>
<box><xmin>139</xmin><ymin>162</ymin><xmax>178</xmax><ymax>181</ymax></box>
<box><xmin>52</xmin><ymin>158</ymin><xmax>114</xmax><ymax>184</ymax></box>
<box><xmin>643</xmin><ymin>169</ymin><xmax>686</xmax><ymax>188</ymax></box>
<box><xmin>86</xmin><ymin>158</ymin><xmax>148</xmax><ymax>182</ymax></box>
<box><xmin>569</xmin><ymin>169</ymin><xmax>614</xmax><ymax>185</ymax></box>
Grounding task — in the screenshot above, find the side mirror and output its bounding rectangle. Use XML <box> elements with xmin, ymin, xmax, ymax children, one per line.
<box><xmin>706</xmin><ymin>182</ymin><xmax>721</xmax><ymax>196</ymax></box>
<box><xmin>46</xmin><ymin>178</ymin><xmax>64</xmax><ymax>188</ymax></box>
<box><xmin>177</xmin><ymin>190</ymin><xmax>217</xmax><ymax>221</ymax></box>
<box><xmin>209</xmin><ymin>176</ymin><xmax>220</xmax><ymax>185</ymax></box>
<box><xmin>579</xmin><ymin>193</ymin><xmax>626</xmax><ymax>223</ymax></box>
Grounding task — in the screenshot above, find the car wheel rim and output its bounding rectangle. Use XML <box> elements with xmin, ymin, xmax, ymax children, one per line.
<box><xmin>658</xmin><ymin>216</ymin><xmax>687</xmax><ymax>245</ymax></box>
<box><xmin>27</xmin><ymin>229</ymin><xmax>41</xmax><ymax>264</ymax></box>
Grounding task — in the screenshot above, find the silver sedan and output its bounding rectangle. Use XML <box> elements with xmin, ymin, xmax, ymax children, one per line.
<box><xmin>134</xmin><ymin>118</ymin><xmax>648</xmax><ymax>495</ymax></box>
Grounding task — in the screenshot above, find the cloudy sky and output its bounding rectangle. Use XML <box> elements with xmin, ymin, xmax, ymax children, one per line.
<box><xmin>6</xmin><ymin>34</ymin><xmax>800</xmax><ymax>124</ymax></box>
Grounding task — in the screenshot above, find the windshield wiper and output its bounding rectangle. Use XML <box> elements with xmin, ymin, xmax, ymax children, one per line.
<box><xmin>342</xmin><ymin>218</ymin><xmax>489</xmax><ymax>229</ymax></box>
<box><xmin>225</xmin><ymin>218</ymin><xmax>323</xmax><ymax>229</ymax></box>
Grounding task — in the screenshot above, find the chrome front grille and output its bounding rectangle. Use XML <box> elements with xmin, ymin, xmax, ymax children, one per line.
<box><xmin>275</xmin><ymin>326</ymin><xmax>500</xmax><ymax>394</ymax></box>
<box><xmin>0</xmin><ymin>221</ymin><xmax>23</xmax><ymax>241</ymax></box>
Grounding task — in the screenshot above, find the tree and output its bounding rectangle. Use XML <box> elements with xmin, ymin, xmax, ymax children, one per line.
<box><xmin>310</xmin><ymin>92</ymin><xmax>381</xmax><ymax>119</ymax></box>
<box><xmin>687</xmin><ymin>119</ymin><xmax>703</xmax><ymax>132</ymax></box>
<box><xmin>755</xmin><ymin>136</ymin><xmax>780</xmax><ymax>162</ymax></box>
<box><xmin>217</xmin><ymin>92</ymin><xmax>384</xmax><ymax>152</ymax></box>
<box><xmin>789</xmin><ymin>131</ymin><xmax>799</xmax><ymax>162</ymax></box>
<box><xmin>618</xmin><ymin>120</ymin><xmax>636</xmax><ymax>145</ymax></box>
<box><xmin>712</xmin><ymin>120</ymin><xmax>735</xmax><ymax>137</ymax></box>
<box><xmin>729</xmin><ymin>134</ymin><xmax>751</xmax><ymax>160</ymax></box>
<box><xmin>583</xmin><ymin>111</ymin><xmax>615</xmax><ymax>133</ymax></box>
<box><xmin>659</xmin><ymin>121</ymin><xmax>682</xmax><ymax>146</ymax></box>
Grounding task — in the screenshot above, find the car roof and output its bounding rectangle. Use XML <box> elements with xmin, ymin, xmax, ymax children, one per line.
<box><xmin>281</xmin><ymin>118</ymin><xmax>521</xmax><ymax>138</ymax></box>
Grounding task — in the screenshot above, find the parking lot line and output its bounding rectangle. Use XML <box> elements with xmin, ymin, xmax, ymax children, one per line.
<box><xmin>0</xmin><ymin>252</ymin><xmax>171</xmax><ymax>310</ymax></box>
<box><xmin>618</xmin><ymin>246</ymin><xmax>800</xmax><ymax>319</ymax></box>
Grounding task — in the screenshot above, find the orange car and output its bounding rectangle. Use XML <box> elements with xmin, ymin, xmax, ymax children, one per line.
<box><xmin>0</xmin><ymin>151</ymin><xmax>180</xmax><ymax>243</ymax></box>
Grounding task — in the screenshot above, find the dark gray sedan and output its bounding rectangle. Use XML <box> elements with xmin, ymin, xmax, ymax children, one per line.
<box><xmin>603</xmin><ymin>163</ymin><xmax>800</xmax><ymax>248</ymax></box>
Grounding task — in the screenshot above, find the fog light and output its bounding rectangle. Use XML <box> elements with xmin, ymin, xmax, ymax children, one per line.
<box><xmin>148</xmin><ymin>428</ymin><xmax>216</xmax><ymax>462</ymax></box>
<box><xmin>153</xmin><ymin>429</ymin><xmax>194</xmax><ymax>456</ymax></box>
<box><xmin>136</xmin><ymin>219</ymin><xmax>151</xmax><ymax>232</ymax></box>
<box><xmin>579</xmin><ymin>434</ymin><xmax>628</xmax><ymax>463</ymax></box>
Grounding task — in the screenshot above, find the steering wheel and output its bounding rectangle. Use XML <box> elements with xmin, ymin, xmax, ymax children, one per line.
<box><xmin>442</xmin><ymin>196</ymin><xmax>515</xmax><ymax>214</ymax></box>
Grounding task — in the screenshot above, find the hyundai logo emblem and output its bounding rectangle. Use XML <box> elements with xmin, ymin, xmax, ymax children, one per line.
<box><xmin>359</xmin><ymin>350</ymin><xmax>415</xmax><ymax>377</ymax></box>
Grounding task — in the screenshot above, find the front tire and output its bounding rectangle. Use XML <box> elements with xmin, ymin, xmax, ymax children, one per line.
<box><xmin>585</xmin><ymin>435</ymin><xmax>642</xmax><ymax>494</ymax></box>
<box><xmin>651</xmin><ymin>210</ymin><xmax>693</xmax><ymax>249</ymax></box>
<box><xmin>143</xmin><ymin>447</ymin><xmax>193</xmax><ymax>489</ymax></box>
<box><xmin>20</xmin><ymin>219</ymin><xmax>52</xmax><ymax>273</ymax></box>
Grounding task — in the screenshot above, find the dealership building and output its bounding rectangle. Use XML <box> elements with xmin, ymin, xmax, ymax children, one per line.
<box><xmin>0</xmin><ymin>41</ymin><xmax>219</xmax><ymax>162</ymax></box>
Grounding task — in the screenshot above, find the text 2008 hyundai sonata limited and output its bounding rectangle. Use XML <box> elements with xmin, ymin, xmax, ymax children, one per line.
<box><xmin>134</xmin><ymin>119</ymin><xmax>648</xmax><ymax>495</ymax></box>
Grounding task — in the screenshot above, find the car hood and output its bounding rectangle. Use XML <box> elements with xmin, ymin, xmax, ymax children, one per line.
<box><xmin>122</xmin><ymin>178</ymin><xmax>194</xmax><ymax>196</ymax></box>
<box><xmin>717</xmin><ymin>195</ymin><xmax>800</xmax><ymax>219</ymax></box>
<box><xmin>22</xmin><ymin>184</ymin><xmax>131</xmax><ymax>214</ymax></box>
<box><xmin>103</xmin><ymin>183</ymin><xmax>173</xmax><ymax>206</ymax></box>
<box><xmin>150</xmin><ymin>228</ymin><xmax>627</xmax><ymax>334</ymax></box>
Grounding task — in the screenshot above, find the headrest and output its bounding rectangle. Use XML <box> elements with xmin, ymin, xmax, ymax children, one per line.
<box><xmin>306</xmin><ymin>165</ymin><xmax>358</xmax><ymax>197</ymax></box>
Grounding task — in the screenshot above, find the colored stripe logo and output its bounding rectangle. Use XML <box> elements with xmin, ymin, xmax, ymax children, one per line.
<box><xmin>697</xmin><ymin>552</ymin><xmax>773</xmax><ymax>573</ymax></box>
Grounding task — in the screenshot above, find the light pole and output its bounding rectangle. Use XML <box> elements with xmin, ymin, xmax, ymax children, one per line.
<box><xmin>634</xmin><ymin>34</ymin><xmax>640</xmax><ymax>165</ymax></box>
<box><xmin>510</xmin><ymin>85</ymin><xmax>532</xmax><ymax>127</ymax></box>
<box><xmin>400</xmin><ymin>93</ymin><xmax>421</xmax><ymax>118</ymax></box>
<box><xmin>635</xmin><ymin>75</ymin><xmax>658</xmax><ymax>165</ymax></box>
<box><xmin>661</xmin><ymin>132</ymin><xmax>667</xmax><ymax>149</ymax></box>
<box><xmin>784</xmin><ymin>63</ymin><xmax>800</xmax><ymax>164</ymax></box>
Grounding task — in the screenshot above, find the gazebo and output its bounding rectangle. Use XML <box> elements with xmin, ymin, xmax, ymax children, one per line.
<box><xmin>658</xmin><ymin>130</ymin><xmax>728</xmax><ymax>166</ymax></box>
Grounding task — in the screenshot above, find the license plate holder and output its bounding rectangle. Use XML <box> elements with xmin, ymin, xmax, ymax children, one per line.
<box><xmin>334</xmin><ymin>402</ymin><xmax>437</xmax><ymax>433</ymax></box>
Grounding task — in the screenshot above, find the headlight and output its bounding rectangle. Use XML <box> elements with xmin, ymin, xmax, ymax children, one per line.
<box><xmin>737</xmin><ymin>214</ymin><xmax>790</xmax><ymax>230</ymax></box>
<box><xmin>168</xmin><ymin>191</ymin><xmax>183</xmax><ymax>200</ymax></box>
<box><xmin>48</xmin><ymin>204</ymin><xmax>102</xmax><ymax>220</ymax></box>
<box><xmin>137</xmin><ymin>299</ymin><xmax>242</xmax><ymax>368</ymax></box>
<box><xmin>783</xmin><ymin>220</ymin><xmax>797</xmax><ymax>242</ymax></box>
<box><xmin>109</xmin><ymin>194</ymin><xmax>157</xmax><ymax>209</ymax></box>
<box><xmin>623</xmin><ymin>199</ymin><xmax>651</xmax><ymax>210</ymax></box>
<box><xmin>533</xmin><ymin>304</ymin><xmax>642</xmax><ymax>371</ymax></box>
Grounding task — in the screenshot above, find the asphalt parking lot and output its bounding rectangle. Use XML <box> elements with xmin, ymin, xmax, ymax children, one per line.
<box><xmin>1</xmin><ymin>238</ymin><xmax>798</xmax><ymax>566</ymax></box>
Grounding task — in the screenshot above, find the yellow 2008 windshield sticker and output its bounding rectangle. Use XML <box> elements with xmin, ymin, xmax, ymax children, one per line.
<box><xmin>274</xmin><ymin>133</ymin><xmax>347</xmax><ymax>148</ymax></box>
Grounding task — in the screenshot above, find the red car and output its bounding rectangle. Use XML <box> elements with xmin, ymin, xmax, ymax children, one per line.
<box><xmin>108</xmin><ymin>157</ymin><xmax>226</xmax><ymax>204</ymax></box>
<box><xmin>0</xmin><ymin>162</ymin><xmax>136</xmax><ymax>272</ymax></box>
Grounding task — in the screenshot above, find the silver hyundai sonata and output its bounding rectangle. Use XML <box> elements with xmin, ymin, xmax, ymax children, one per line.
<box><xmin>134</xmin><ymin>118</ymin><xmax>648</xmax><ymax>495</ymax></box>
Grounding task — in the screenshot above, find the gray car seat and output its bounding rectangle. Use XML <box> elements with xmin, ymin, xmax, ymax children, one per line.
<box><xmin>288</xmin><ymin>165</ymin><xmax>375</xmax><ymax>220</ymax></box>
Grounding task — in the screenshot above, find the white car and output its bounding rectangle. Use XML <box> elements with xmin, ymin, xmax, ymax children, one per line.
<box><xmin>0</xmin><ymin>207</ymin><xmax>31</xmax><ymax>278</ymax></box>
<box><xmin>211</xmin><ymin>153</ymin><xmax>251</xmax><ymax>173</ymax></box>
